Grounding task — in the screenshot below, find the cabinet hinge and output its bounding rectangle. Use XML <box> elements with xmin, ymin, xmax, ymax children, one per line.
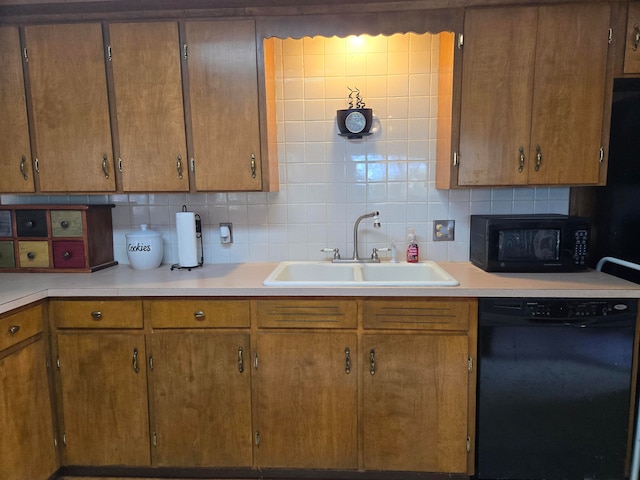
<box><xmin>107</xmin><ymin>44</ymin><xmax>112</xmax><ymax>62</ymax></box>
<box><xmin>56</xmin><ymin>356</ymin><xmax>61</xmax><ymax>369</ymax></box>
<box><xmin>190</xmin><ymin>157</ymin><xmax>195</xmax><ymax>172</ymax></box>
<box><xmin>23</xmin><ymin>47</ymin><xmax>29</xmax><ymax>63</ymax></box>
<box><xmin>457</xmin><ymin>32</ymin><xmax>464</xmax><ymax>49</ymax></box>
<box><xmin>149</xmin><ymin>355</ymin><xmax>154</xmax><ymax>371</ymax></box>
<box><xmin>599</xmin><ymin>147</ymin><xmax>605</xmax><ymax>163</ymax></box>
<box><xmin>453</xmin><ymin>151</ymin><xmax>459</xmax><ymax>167</ymax></box>
<box><xmin>153</xmin><ymin>432</ymin><xmax>157</xmax><ymax>447</ymax></box>
<box><xmin>46</xmin><ymin>359</ymin><xmax>51</xmax><ymax>372</ymax></box>
<box><xmin>608</xmin><ymin>27</ymin><xmax>613</xmax><ymax>45</ymax></box>
<box><xmin>62</xmin><ymin>433</ymin><xmax>67</xmax><ymax>446</ymax></box>
<box><xmin>466</xmin><ymin>436</ymin><xmax>471</xmax><ymax>452</ymax></box>
<box><xmin>254</xmin><ymin>353</ymin><xmax>259</xmax><ymax>369</ymax></box>
<box><xmin>255</xmin><ymin>431</ymin><xmax>261</xmax><ymax>447</ymax></box>
<box><xmin>183</xmin><ymin>43</ymin><xmax>188</xmax><ymax>60</ymax></box>
<box><xmin>467</xmin><ymin>356</ymin><xmax>473</xmax><ymax>373</ymax></box>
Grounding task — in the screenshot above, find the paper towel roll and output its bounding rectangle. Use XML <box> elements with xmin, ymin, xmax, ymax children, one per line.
<box><xmin>176</xmin><ymin>212</ymin><xmax>198</xmax><ymax>267</ymax></box>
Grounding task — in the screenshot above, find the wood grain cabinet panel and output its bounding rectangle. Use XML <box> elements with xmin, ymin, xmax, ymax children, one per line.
<box><xmin>55</xmin><ymin>331</ymin><xmax>150</xmax><ymax>466</ymax></box>
<box><xmin>452</xmin><ymin>3</ymin><xmax>610</xmax><ymax>187</ymax></box>
<box><xmin>254</xmin><ymin>332</ymin><xmax>358</xmax><ymax>469</ymax></box>
<box><xmin>0</xmin><ymin>304</ymin><xmax>43</xmax><ymax>351</ymax></box>
<box><xmin>51</xmin><ymin>299</ymin><xmax>143</xmax><ymax>329</ymax></box>
<box><xmin>256</xmin><ymin>298</ymin><xmax>357</xmax><ymax>328</ymax></box>
<box><xmin>0</xmin><ymin>335</ymin><xmax>57</xmax><ymax>480</ymax></box>
<box><xmin>149</xmin><ymin>332</ymin><xmax>252</xmax><ymax>467</ymax></box>
<box><xmin>363</xmin><ymin>297</ymin><xmax>472</xmax><ymax>330</ymax></box>
<box><xmin>24</xmin><ymin>23</ymin><xmax>115</xmax><ymax>193</ymax></box>
<box><xmin>146</xmin><ymin>299</ymin><xmax>250</xmax><ymax>328</ymax></box>
<box><xmin>109</xmin><ymin>21</ymin><xmax>188</xmax><ymax>192</ymax></box>
<box><xmin>186</xmin><ymin>20</ymin><xmax>263</xmax><ymax>191</ymax></box>
<box><xmin>0</xmin><ymin>26</ymin><xmax>34</xmax><ymax>194</ymax></box>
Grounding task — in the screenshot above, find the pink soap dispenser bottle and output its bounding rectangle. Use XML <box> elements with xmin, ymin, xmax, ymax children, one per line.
<box><xmin>406</xmin><ymin>227</ymin><xmax>419</xmax><ymax>263</ymax></box>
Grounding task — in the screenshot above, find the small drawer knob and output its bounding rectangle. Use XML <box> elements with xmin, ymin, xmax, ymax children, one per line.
<box><xmin>91</xmin><ymin>311</ymin><xmax>102</xmax><ymax>320</ymax></box>
<box><xmin>63</xmin><ymin>251</ymin><xmax>71</xmax><ymax>260</ymax></box>
<box><xmin>8</xmin><ymin>325</ymin><xmax>20</xmax><ymax>335</ymax></box>
<box><xmin>60</xmin><ymin>220</ymin><xmax>69</xmax><ymax>229</ymax></box>
<box><xmin>24</xmin><ymin>220</ymin><xmax>34</xmax><ymax>228</ymax></box>
<box><xmin>27</xmin><ymin>251</ymin><xmax>35</xmax><ymax>259</ymax></box>
<box><xmin>193</xmin><ymin>311</ymin><xmax>206</xmax><ymax>320</ymax></box>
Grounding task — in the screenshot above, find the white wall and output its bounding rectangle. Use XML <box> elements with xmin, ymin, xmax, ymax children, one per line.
<box><xmin>1</xmin><ymin>33</ymin><xmax>569</xmax><ymax>266</ymax></box>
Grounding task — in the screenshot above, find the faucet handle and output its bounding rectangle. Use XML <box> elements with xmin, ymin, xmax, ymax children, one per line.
<box><xmin>372</xmin><ymin>247</ymin><xmax>389</xmax><ymax>261</ymax></box>
<box><xmin>321</xmin><ymin>248</ymin><xmax>341</xmax><ymax>260</ymax></box>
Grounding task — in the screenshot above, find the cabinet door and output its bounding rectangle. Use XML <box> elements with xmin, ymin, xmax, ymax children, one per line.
<box><xmin>186</xmin><ymin>20</ymin><xmax>263</xmax><ymax>191</ymax></box>
<box><xmin>458</xmin><ymin>7</ymin><xmax>537</xmax><ymax>186</ymax></box>
<box><xmin>0</xmin><ymin>340</ymin><xmax>57</xmax><ymax>480</ymax></box>
<box><xmin>363</xmin><ymin>333</ymin><xmax>470</xmax><ymax>473</ymax></box>
<box><xmin>109</xmin><ymin>22</ymin><xmax>188</xmax><ymax>192</ymax></box>
<box><xmin>0</xmin><ymin>26</ymin><xmax>33</xmax><ymax>193</ymax></box>
<box><xmin>529</xmin><ymin>3</ymin><xmax>609</xmax><ymax>185</ymax></box>
<box><xmin>254</xmin><ymin>332</ymin><xmax>357</xmax><ymax>469</ymax></box>
<box><xmin>624</xmin><ymin>3</ymin><xmax>640</xmax><ymax>74</ymax></box>
<box><xmin>25</xmin><ymin>23</ymin><xmax>115</xmax><ymax>192</ymax></box>
<box><xmin>56</xmin><ymin>332</ymin><xmax>150</xmax><ymax>466</ymax></box>
<box><xmin>149</xmin><ymin>332</ymin><xmax>252</xmax><ymax>466</ymax></box>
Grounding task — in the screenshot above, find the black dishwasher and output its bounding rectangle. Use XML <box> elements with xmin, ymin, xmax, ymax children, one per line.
<box><xmin>476</xmin><ymin>298</ymin><xmax>637</xmax><ymax>480</ymax></box>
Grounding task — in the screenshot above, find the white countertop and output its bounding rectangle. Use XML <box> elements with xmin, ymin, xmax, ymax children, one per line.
<box><xmin>1</xmin><ymin>261</ymin><xmax>639</xmax><ymax>315</ymax></box>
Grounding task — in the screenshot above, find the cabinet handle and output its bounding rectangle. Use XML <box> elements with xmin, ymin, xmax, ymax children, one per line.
<box><xmin>26</xmin><ymin>251</ymin><xmax>35</xmax><ymax>259</ymax></box>
<box><xmin>118</xmin><ymin>158</ymin><xmax>123</xmax><ymax>173</ymax></box>
<box><xmin>132</xmin><ymin>347</ymin><xmax>140</xmax><ymax>374</ymax></box>
<box><xmin>193</xmin><ymin>310</ymin><xmax>205</xmax><ymax>320</ymax></box>
<box><xmin>345</xmin><ymin>347</ymin><xmax>351</xmax><ymax>374</ymax></box>
<box><xmin>518</xmin><ymin>146</ymin><xmax>525</xmax><ymax>172</ymax></box>
<box><xmin>62</xmin><ymin>251</ymin><xmax>71</xmax><ymax>260</ymax></box>
<box><xmin>177</xmin><ymin>155</ymin><xmax>183</xmax><ymax>180</ymax></box>
<box><xmin>250</xmin><ymin>153</ymin><xmax>256</xmax><ymax>178</ymax></box>
<box><xmin>369</xmin><ymin>348</ymin><xmax>376</xmax><ymax>375</ymax></box>
<box><xmin>20</xmin><ymin>156</ymin><xmax>28</xmax><ymax>180</ymax></box>
<box><xmin>8</xmin><ymin>325</ymin><xmax>20</xmax><ymax>335</ymax></box>
<box><xmin>535</xmin><ymin>145</ymin><xmax>542</xmax><ymax>171</ymax></box>
<box><xmin>634</xmin><ymin>23</ymin><xmax>640</xmax><ymax>51</ymax></box>
<box><xmin>102</xmin><ymin>154</ymin><xmax>110</xmax><ymax>179</ymax></box>
<box><xmin>238</xmin><ymin>346</ymin><xmax>244</xmax><ymax>373</ymax></box>
<box><xmin>90</xmin><ymin>311</ymin><xmax>102</xmax><ymax>320</ymax></box>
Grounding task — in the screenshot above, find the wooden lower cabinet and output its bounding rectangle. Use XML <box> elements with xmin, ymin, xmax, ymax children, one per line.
<box><xmin>254</xmin><ymin>332</ymin><xmax>358</xmax><ymax>469</ymax></box>
<box><xmin>148</xmin><ymin>331</ymin><xmax>252</xmax><ymax>467</ymax></box>
<box><xmin>362</xmin><ymin>333</ymin><xmax>470</xmax><ymax>472</ymax></box>
<box><xmin>0</xmin><ymin>305</ymin><xmax>57</xmax><ymax>480</ymax></box>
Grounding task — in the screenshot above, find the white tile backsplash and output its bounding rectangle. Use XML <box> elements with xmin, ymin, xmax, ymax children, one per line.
<box><xmin>2</xmin><ymin>32</ymin><xmax>569</xmax><ymax>266</ymax></box>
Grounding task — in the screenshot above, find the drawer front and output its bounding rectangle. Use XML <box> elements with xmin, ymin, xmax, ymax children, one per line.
<box><xmin>147</xmin><ymin>299</ymin><xmax>250</xmax><ymax>328</ymax></box>
<box><xmin>18</xmin><ymin>241</ymin><xmax>50</xmax><ymax>268</ymax></box>
<box><xmin>15</xmin><ymin>209</ymin><xmax>48</xmax><ymax>237</ymax></box>
<box><xmin>51</xmin><ymin>299</ymin><xmax>143</xmax><ymax>329</ymax></box>
<box><xmin>0</xmin><ymin>241</ymin><xmax>15</xmax><ymax>268</ymax></box>
<box><xmin>0</xmin><ymin>304</ymin><xmax>43</xmax><ymax>351</ymax></box>
<box><xmin>51</xmin><ymin>210</ymin><xmax>83</xmax><ymax>237</ymax></box>
<box><xmin>0</xmin><ymin>210</ymin><xmax>12</xmax><ymax>237</ymax></box>
<box><xmin>53</xmin><ymin>241</ymin><xmax>86</xmax><ymax>268</ymax></box>
<box><xmin>256</xmin><ymin>299</ymin><xmax>357</xmax><ymax>328</ymax></box>
<box><xmin>363</xmin><ymin>298</ymin><xmax>474</xmax><ymax>331</ymax></box>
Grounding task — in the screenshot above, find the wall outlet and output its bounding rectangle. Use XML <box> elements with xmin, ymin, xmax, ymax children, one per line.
<box><xmin>433</xmin><ymin>220</ymin><xmax>455</xmax><ymax>241</ymax></box>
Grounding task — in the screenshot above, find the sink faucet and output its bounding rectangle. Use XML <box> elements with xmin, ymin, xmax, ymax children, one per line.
<box><xmin>333</xmin><ymin>211</ymin><xmax>381</xmax><ymax>263</ymax></box>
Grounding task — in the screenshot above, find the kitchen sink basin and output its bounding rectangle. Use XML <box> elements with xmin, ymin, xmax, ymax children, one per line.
<box><xmin>263</xmin><ymin>261</ymin><xmax>459</xmax><ymax>286</ymax></box>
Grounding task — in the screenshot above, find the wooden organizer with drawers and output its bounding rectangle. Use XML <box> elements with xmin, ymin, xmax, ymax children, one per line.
<box><xmin>0</xmin><ymin>204</ymin><xmax>117</xmax><ymax>272</ymax></box>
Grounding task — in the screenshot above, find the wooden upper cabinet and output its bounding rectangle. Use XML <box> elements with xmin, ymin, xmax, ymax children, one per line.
<box><xmin>624</xmin><ymin>3</ymin><xmax>640</xmax><ymax>74</ymax></box>
<box><xmin>0</xmin><ymin>26</ymin><xmax>34</xmax><ymax>193</ymax></box>
<box><xmin>109</xmin><ymin>22</ymin><xmax>188</xmax><ymax>192</ymax></box>
<box><xmin>453</xmin><ymin>4</ymin><xmax>610</xmax><ymax>187</ymax></box>
<box><xmin>185</xmin><ymin>20</ymin><xmax>263</xmax><ymax>191</ymax></box>
<box><xmin>24</xmin><ymin>23</ymin><xmax>115</xmax><ymax>193</ymax></box>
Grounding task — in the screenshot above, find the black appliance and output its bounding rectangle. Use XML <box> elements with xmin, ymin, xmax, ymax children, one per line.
<box><xmin>469</xmin><ymin>214</ymin><xmax>590</xmax><ymax>272</ymax></box>
<box><xmin>476</xmin><ymin>298</ymin><xmax>637</xmax><ymax>480</ymax></box>
<box><xmin>592</xmin><ymin>78</ymin><xmax>640</xmax><ymax>284</ymax></box>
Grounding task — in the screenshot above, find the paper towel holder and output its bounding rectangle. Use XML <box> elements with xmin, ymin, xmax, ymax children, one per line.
<box><xmin>171</xmin><ymin>206</ymin><xmax>204</xmax><ymax>271</ymax></box>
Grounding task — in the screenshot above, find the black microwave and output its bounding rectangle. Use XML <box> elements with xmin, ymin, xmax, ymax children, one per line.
<box><xmin>469</xmin><ymin>214</ymin><xmax>590</xmax><ymax>272</ymax></box>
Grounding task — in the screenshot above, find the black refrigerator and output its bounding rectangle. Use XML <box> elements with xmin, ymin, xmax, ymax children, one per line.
<box><xmin>591</xmin><ymin>78</ymin><xmax>640</xmax><ymax>283</ymax></box>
